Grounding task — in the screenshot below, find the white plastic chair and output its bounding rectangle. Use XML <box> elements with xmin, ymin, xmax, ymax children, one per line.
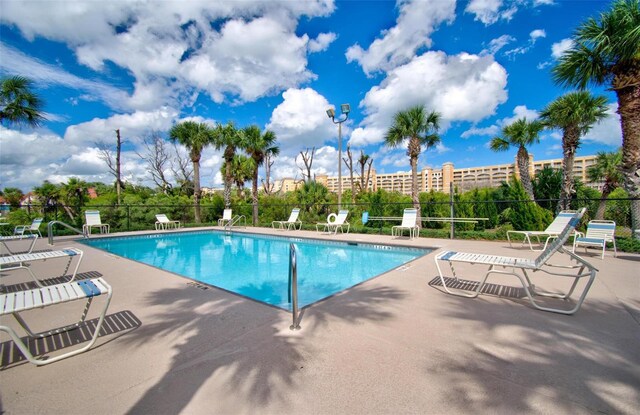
<box><xmin>83</xmin><ymin>210</ymin><xmax>110</xmax><ymax>236</ymax></box>
<box><xmin>316</xmin><ymin>210</ymin><xmax>350</xmax><ymax>234</ymax></box>
<box><xmin>155</xmin><ymin>214</ymin><xmax>181</xmax><ymax>230</ymax></box>
<box><xmin>392</xmin><ymin>208</ymin><xmax>419</xmax><ymax>238</ymax></box>
<box><xmin>0</xmin><ymin>247</ymin><xmax>84</xmax><ymax>287</ymax></box>
<box><xmin>272</xmin><ymin>208</ymin><xmax>302</xmax><ymax>230</ymax></box>
<box><xmin>572</xmin><ymin>220</ymin><xmax>616</xmax><ymax>259</ymax></box>
<box><xmin>0</xmin><ymin>277</ymin><xmax>112</xmax><ymax>365</ymax></box>
<box><xmin>218</xmin><ymin>209</ymin><xmax>232</xmax><ymax>227</ymax></box>
<box><xmin>434</xmin><ymin>208</ymin><xmax>597</xmax><ymax>315</ymax></box>
<box><xmin>14</xmin><ymin>218</ymin><xmax>43</xmax><ymax>237</ymax></box>
<box><xmin>506</xmin><ymin>210</ymin><xmax>577</xmax><ymax>251</ymax></box>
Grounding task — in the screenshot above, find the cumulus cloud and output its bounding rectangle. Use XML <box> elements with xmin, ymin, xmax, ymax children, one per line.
<box><xmin>350</xmin><ymin>51</ymin><xmax>508</xmax><ymax>147</ymax></box>
<box><xmin>265</xmin><ymin>88</ymin><xmax>339</xmax><ymax>155</ymax></box>
<box><xmin>551</xmin><ymin>38</ymin><xmax>574</xmax><ymax>59</ymax></box>
<box><xmin>346</xmin><ymin>0</ymin><xmax>455</xmax><ymax>75</ymax></box>
<box><xmin>63</xmin><ymin>107</ymin><xmax>180</xmax><ymax>147</ymax></box>
<box><xmin>1</xmin><ymin>1</ymin><xmax>335</xmax><ymax>110</ymax></box>
<box><xmin>581</xmin><ymin>103</ymin><xmax>622</xmax><ymax>147</ymax></box>
<box><xmin>308</xmin><ymin>32</ymin><xmax>337</xmax><ymax>53</ymax></box>
<box><xmin>461</xmin><ymin>105</ymin><xmax>539</xmax><ymax>138</ymax></box>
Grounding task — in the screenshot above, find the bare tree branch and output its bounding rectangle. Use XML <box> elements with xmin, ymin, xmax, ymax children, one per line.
<box><xmin>135</xmin><ymin>131</ymin><xmax>172</xmax><ymax>194</ymax></box>
<box><xmin>297</xmin><ymin>147</ymin><xmax>315</xmax><ymax>183</ymax></box>
<box><xmin>171</xmin><ymin>143</ymin><xmax>194</xmax><ymax>196</ymax></box>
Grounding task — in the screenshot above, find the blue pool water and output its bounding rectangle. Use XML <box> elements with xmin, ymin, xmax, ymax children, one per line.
<box><xmin>81</xmin><ymin>231</ymin><xmax>429</xmax><ymax>309</ymax></box>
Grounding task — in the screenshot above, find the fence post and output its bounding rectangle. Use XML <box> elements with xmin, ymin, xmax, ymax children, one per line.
<box><xmin>127</xmin><ymin>205</ymin><xmax>131</xmax><ymax>231</ymax></box>
<box><xmin>450</xmin><ymin>182</ymin><xmax>455</xmax><ymax>239</ymax></box>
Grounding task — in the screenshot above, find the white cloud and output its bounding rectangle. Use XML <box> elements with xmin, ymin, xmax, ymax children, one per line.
<box><xmin>353</xmin><ymin>51</ymin><xmax>508</xmax><ymax>146</ymax></box>
<box><xmin>551</xmin><ymin>38</ymin><xmax>574</xmax><ymax>59</ymax></box>
<box><xmin>266</xmin><ymin>88</ymin><xmax>339</xmax><ymax>155</ymax></box>
<box><xmin>1</xmin><ymin>1</ymin><xmax>335</xmax><ymax>110</ymax></box>
<box><xmin>63</xmin><ymin>107</ymin><xmax>180</xmax><ymax>147</ymax></box>
<box><xmin>581</xmin><ymin>103</ymin><xmax>622</xmax><ymax>147</ymax></box>
<box><xmin>504</xmin><ymin>29</ymin><xmax>546</xmax><ymax>59</ymax></box>
<box><xmin>308</xmin><ymin>32</ymin><xmax>337</xmax><ymax>53</ymax></box>
<box><xmin>482</xmin><ymin>35</ymin><xmax>515</xmax><ymax>55</ymax></box>
<box><xmin>0</xmin><ymin>43</ymin><xmax>131</xmax><ymax>111</ymax></box>
<box><xmin>466</xmin><ymin>0</ymin><xmax>552</xmax><ymax>25</ymax></box>
<box><xmin>530</xmin><ymin>29</ymin><xmax>546</xmax><ymax>42</ymax></box>
<box><xmin>461</xmin><ymin>105</ymin><xmax>539</xmax><ymax>138</ymax></box>
<box><xmin>346</xmin><ymin>0</ymin><xmax>456</xmax><ymax>75</ymax></box>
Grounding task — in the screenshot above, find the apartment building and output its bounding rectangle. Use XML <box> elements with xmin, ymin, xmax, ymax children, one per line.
<box><xmin>275</xmin><ymin>154</ymin><xmax>600</xmax><ymax>195</ymax></box>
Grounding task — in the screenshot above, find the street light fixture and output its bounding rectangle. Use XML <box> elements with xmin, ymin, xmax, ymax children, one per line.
<box><xmin>326</xmin><ymin>103</ymin><xmax>350</xmax><ymax>209</ymax></box>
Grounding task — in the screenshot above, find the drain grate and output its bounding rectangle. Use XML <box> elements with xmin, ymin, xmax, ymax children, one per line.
<box><xmin>187</xmin><ymin>281</ymin><xmax>210</xmax><ymax>290</ymax></box>
<box><xmin>396</xmin><ymin>264</ymin><xmax>412</xmax><ymax>271</ymax></box>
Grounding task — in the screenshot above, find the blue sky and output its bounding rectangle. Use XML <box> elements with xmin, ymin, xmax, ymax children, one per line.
<box><xmin>0</xmin><ymin>0</ymin><xmax>622</xmax><ymax>192</ymax></box>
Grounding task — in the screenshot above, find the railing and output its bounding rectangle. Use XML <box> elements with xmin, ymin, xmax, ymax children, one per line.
<box><xmin>47</xmin><ymin>221</ymin><xmax>86</xmax><ymax>245</ymax></box>
<box><xmin>225</xmin><ymin>214</ymin><xmax>246</xmax><ymax>230</ymax></box>
<box><xmin>288</xmin><ymin>243</ymin><xmax>301</xmax><ymax>330</ymax></box>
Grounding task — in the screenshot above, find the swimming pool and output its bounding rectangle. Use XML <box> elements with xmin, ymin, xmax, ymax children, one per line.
<box><xmin>81</xmin><ymin>231</ymin><xmax>430</xmax><ymax>309</ymax></box>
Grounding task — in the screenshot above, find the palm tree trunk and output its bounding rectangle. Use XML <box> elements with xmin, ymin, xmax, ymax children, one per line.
<box><xmin>595</xmin><ymin>187</ymin><xmax>611</xmax><ymax>220</ymax></box>
<box><xmin>224</xmin><ymin>161</ymin><xmax>232</xmax><ymax>208</ymax></box>
<box><xmin>252</xmin><ymin>168</ymin><xmax>259</xmax><ymax>226</ymax></box>
<box><xmin>410</xmin><ymin>154</ymin><xmax>420</xmax><ymax>211</ymax></box>
<box><xmin>517</xmin><ymin>146</ymin><xmax>535</xmax><ymax>201</ymax></box>
<box><xmin>616</xmin><ymin>82</ymin><xmax>640</xmax><ymax>239</ymax></box>
<box><xmin>193</xmin><ymin>160</ymin><xmax>201</xmax><ymax>223</ymax></box>
<box><xmin>558</xmin><ymin>128</ymin><xmax>579</xmax><ymax>212</ymax></box>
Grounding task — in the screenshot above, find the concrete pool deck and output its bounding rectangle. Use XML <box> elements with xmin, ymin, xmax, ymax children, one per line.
<box><xmin>1</xmin><ymin>227</ymin><xmax>639</xmax><ymax>414</ymax></box>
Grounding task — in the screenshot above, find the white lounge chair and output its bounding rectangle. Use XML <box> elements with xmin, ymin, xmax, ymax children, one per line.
<box><xmin>155</xmin><ymin>214</ymin><xmax>181</xmax><ymax>230</ymax></box>
<box><xmin>573</xmin><ymin>220</ymin><xmax>617</xmax><ymax>259</ymax></box>
<box><xmin>272</xmin><ymin>208</ymin><xmax>302</xmax><ymax>230</ymax></box>
<box><xmin>218</xmin><ymin>209</ymin><xmax>232</xmax><ymax>227</ymax></box>
<box><xmin>14</xmin><ymin>218</ymin><xmax>43</xmax><ymax>237</ymax></box>
<box><xmin>506</xmin><ymin>210</ymin><xmax>577</xmax><ymax>251</ymax></box>
<box><xmin>0</xmin><ymin>248</ymin><xmax>84</xmax><ymax>287</ymax></box>
<box><xmin>0</xmin><ymin>234</ymin><xmax>38</xmax><ymax>255</ymax></box>
<box><xmin>434</xmin><ymin>208</ymin><xmax>597</xmax><ymax>315</ymax></box>
<box><xmin>83</xmin><ymin>210</ymin><xmax>110</xmax><ymax>236</ymax></box>
<box><xmin>316</xmin><ymin>210</ymin><xmax>350</xmax><ymax>234</ymax></box>
<box><xmin>392</xmin><ymin>208</ymin><xmax>419</xmax><ymax>239</ymax></box>
<box><xmin>0</xmin><ymin>277</ymin><xmax>112</xmax><ymax>365</ymax></box>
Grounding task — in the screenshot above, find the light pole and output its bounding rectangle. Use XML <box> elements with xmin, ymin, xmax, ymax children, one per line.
<box><xmin>326</xmin><ymin>103</ymin><xmax>350</xmax><ymax>209</ymax></box>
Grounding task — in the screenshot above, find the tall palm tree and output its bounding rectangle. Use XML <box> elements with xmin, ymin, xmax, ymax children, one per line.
<box><xmin>540</xmin><ymin>91</ymin><xmax>609</xmax><ymax>211</ymax></box>
<box><xmin>0</xmin><ymin>75</ymin><xmax>46</xmax><ymax>128</ymax></box>
<box><xmin>552</xmin><ymin>0</ymin><xmax>640</xmax><ymax>235</ymax></box>
<box><xmin>213</xmin><ymin>122</ymin><xmax>243</xmax><ymax>209</ymax></box>
<box><xmin>384</xmin><ymin>105</ymin><xmax>441</xmax><ymax>215</ymax></box>
<box><xmin>241</xmin><ymin>125</ymin><xmax>280</xmax><ymax>226</ymax></box>
<box><xmin>587</xmin><ymin>150</ymin><xmax>624</xmax><ymax>220</ymax></box>
<box><xmin>169</xmin><ymin>121</ymin><xmax>215</xmax><ymax>223</ymax></box>
<box><xmin>489</xmin><ymin>118</ymin><xmax>544</xmax><ymax>201</ymax></box>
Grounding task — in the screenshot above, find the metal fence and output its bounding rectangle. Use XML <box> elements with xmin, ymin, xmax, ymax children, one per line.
<box><xmin>4</xmin><ymin>196</ymin><xmax>638</xmax><ymax>242</ymax></box>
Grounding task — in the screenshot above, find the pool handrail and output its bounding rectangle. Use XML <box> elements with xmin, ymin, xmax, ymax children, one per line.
<box><xmin>47</xmin><ymin>220</ymin><xmax>87</xmax><ymax>245</ymax></box>
<box><xmin>225</xmin><ymin>214</ymin><xmax>246</xmax><ymax>230</ymax></box>
<box><xmin>289</xmin><ymin>243</ymin><xmax>301</xmax><ymax>330</ymax></box>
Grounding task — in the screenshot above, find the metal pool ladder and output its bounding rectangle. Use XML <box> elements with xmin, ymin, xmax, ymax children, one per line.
<box><xmin>289</xmin><ymin>243</ymin><xmax>301</xmax><ymax>330</ymax></box>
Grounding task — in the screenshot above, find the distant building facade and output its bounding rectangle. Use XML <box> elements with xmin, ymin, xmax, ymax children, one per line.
<box><xmin>275</xmin><ymin>154</ymin><xmax>601</xmax><ymax>195</ymax></box>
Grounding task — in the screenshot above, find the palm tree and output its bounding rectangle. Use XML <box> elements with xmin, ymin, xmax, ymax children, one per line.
<box><xmin>213</xmin><ymin>122</ymin><xmax>243</xmax><ymax>208</ymax></box>
<box><xmin>587</xmin><ymin>150</ymin><xmax>624</xmax><ymax>220</ymax></box>
<box><xmin>169</xmin><ymin>121</ymin><xmax>215</xmax><ymax>223</ymax></box>
<box><xmin>0</xmin><ymin>75</ymin><xmax>46</xmax><ymax>128</ymax></box>
<box><xmin>241</xmin><ymin>125</ymin><xmax>280</xmax><ymax>226</ymax></box>
<box><xmin>61</xmin><ymin>178</ymin><xmax>88</xmax><ymax>220</ymax></box>
<box><xmin>221</xmin><ymin>154</ymin><xmax>254</xmax><ymax>198</ymax></box>
<box><xmin>384</xmin><ymin>105</ymin><xmax>441</xmax><ymax>215</ymax></box>
<box><xmin>489</xmin><ymin>118</ymin><xmax>544</xmax><ymax>201</ymax></box>
<box><xmin>540</xmin><ymin>91</ymin><xmax>609</xmax><ymax>211</ymax></box>
<box><xmin>552</xmin><ymin>0</ymin><xmax>640</xmax><ymax>234</ymax></box>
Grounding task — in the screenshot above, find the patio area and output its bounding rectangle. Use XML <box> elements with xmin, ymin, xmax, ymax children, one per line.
<box><xmin>1</xmin><ymin>227</ymin><xmax>639</xmax><ymax>414</ymax></box>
